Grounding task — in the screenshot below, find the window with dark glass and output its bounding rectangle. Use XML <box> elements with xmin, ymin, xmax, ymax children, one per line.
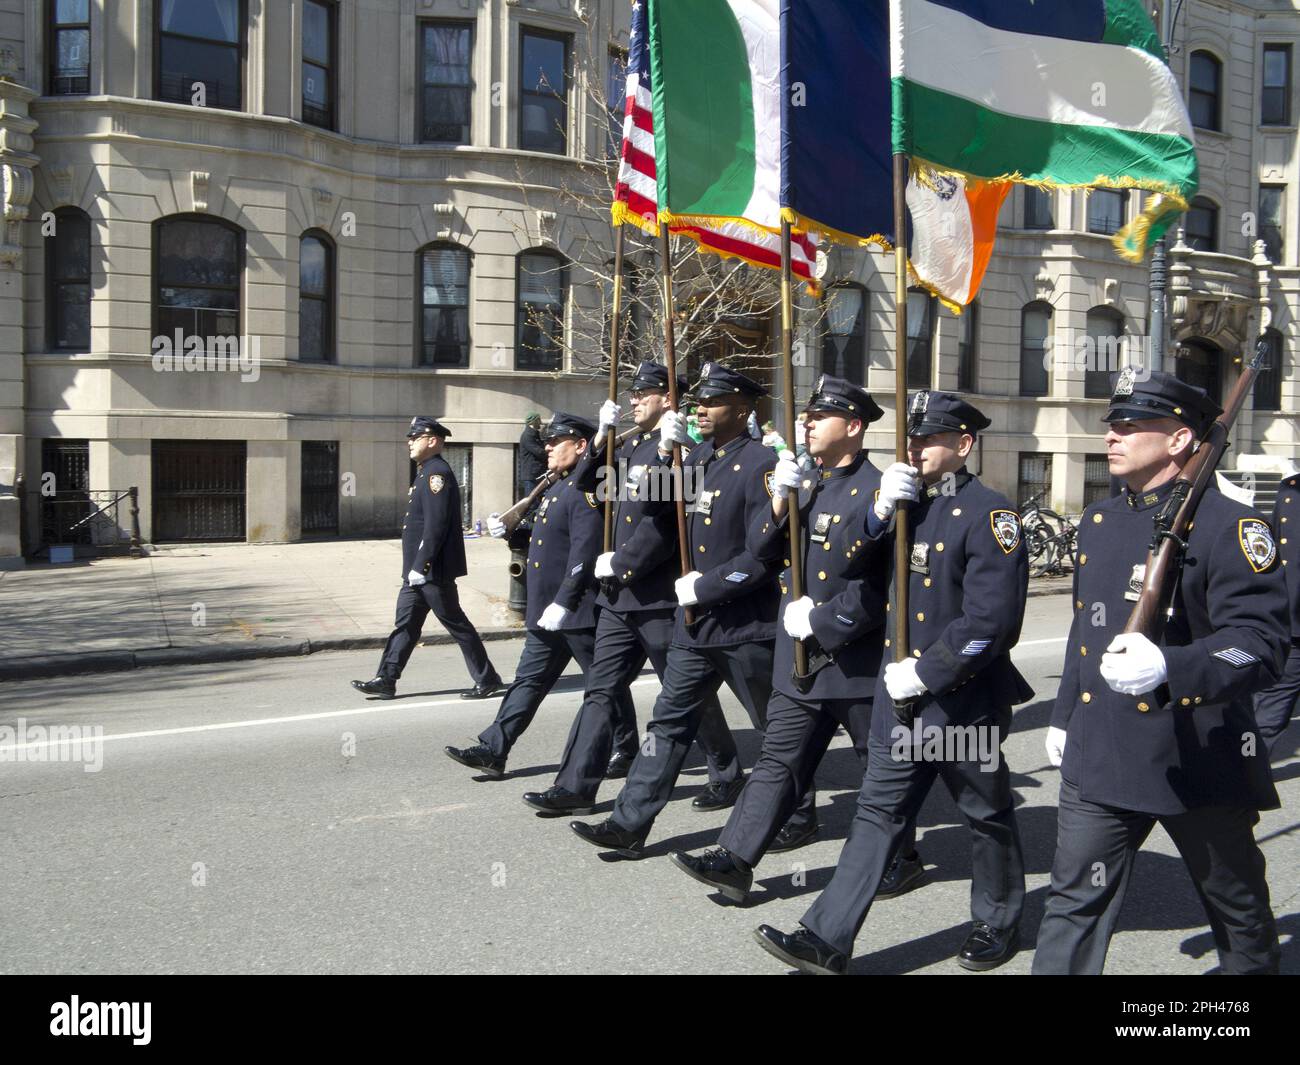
<box><xmin>48</xmin><ymin>207</ymin><xmax>90</xmax><ymax>350</ymax></box>
<box><xmin>607</xmin><ymin>48</ymin><xmax>628</xmax><ymax>159</ymax></box>
<box><xmin>1253</xmin><ymin>328</ymin><xmax>1284</xmax><ymax>412</ymax></box>
<box><xmin>1189</xmin><ymin>50</ymin><xmax>1221</xmax><ymax>131</ymax></box>
<box><xmin>1017</xmin><ymin>453</ymin><xmax>1052</xmax><ymax>509</ymax></box>
<box><xmin>1083</xmin><ymin>455</ymin><xmax>1112</xmax><ymax>508</ymax></box>
<box><xmin>302</xmin><ymin>0</ymin><xmax>335</xmax><ymax>130</ymax></box>
<box><xmin>1260</xmin><ymin>185</ymin><xmax>1285</xmax><ymax>263</ymax></box>
<box><xmin>1020</xmin><ymin>302</ymin><xmax>1052</xmax><ymax>396</ymax></box>
<box><xmin>49</xmin><ymin>0</ymin><xmax>90</xmax><ymax>95</ymax></box>
<box><xmin>823</xmin><ymin>284</ymin><xmax>867</xmax><ymax>382</ymax></box>
<box><xmin>299</xmin><ymin>232</ymin><xmax>333</xmax><ymax>362</ymax></box>
<box><xmin>156</xmin><ymin>0</ymin><xmax>244</xmax><ymax>110</ymax></box>
<box><xmin>154</xmin><ymin>217</ymin><xmax>242</xmax><ymax>340</ymax></box>
<box><xmin>1185</xmin><ymin>197</ymin><xmax>1219</xmax><ymax>252</ymax></box>
<box><xmin>1085</xmin><ymin>308</ymin><xmax>1124</xmax><ymax>399</ymax></box>
<box><xmin>419</xmin><ymin>244</ymin><xmax>471</xmax><ymax>367</ymax></box>
<box><xmin>906</xmin><ymin>288</ymin><xmax>934</xmax><ymax>390</ymax></box>
<box><xmin>1087</xmin><ymin>189</ymin><xmax>1127</xmax><ymax>235</ymax></box>
<box><xmin>519</xmin><ymin>28</ymin><xmax>569</xmax><ymax>154</ymax></box>
<box><xmin>1024</xmin><ymin>187</ymin><xmax>1054</xmax><ymax>230</ymax></box>
<box><xmin>957</xmin><ymin>302</ymin><xmax>978</xmax><ymax>392</ymax></box>
<box><xmin>419</xmin><ymin>22</ymin><xmax>473</xmax><ymax>144</ymax></box>
<box><xmin>516</xmin><ymin>251</ymin><xmax>566</xmax><ymax>370</ymax></box>
<box><xmin>1262</xmin><ymin>44</ymin><xmax>1292</xmax><ymax>126</ymax></box>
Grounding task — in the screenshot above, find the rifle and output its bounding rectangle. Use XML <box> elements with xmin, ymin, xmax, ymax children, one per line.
<box><xmin>1124</xmin><ymin>337</ymin><xmax>1270</xmax><ymax>642</ymax></box>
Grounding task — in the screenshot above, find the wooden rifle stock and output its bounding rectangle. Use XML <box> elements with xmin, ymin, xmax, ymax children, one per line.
<box><xmin>498</xmin><ymin>470</ymin><xmax>562</xmax><ymax>536</ymax></box>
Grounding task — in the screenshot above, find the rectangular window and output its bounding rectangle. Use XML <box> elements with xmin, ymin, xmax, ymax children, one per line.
<box><xmin>1263</xmin><ymin>44</ymin><xmax>1292</xmax><ymax>126</ymax></box>
<box><xmin>420</xmin><ymin>246</ymin><xmax>471</xmax><ymax>367</ymax></box>
<box><xmin>1260</xmin><ymin>185</ymin><xmax>1286</xmax><ymax>264</ymax></box>
<box><xmin>49</xmin><ymin>0</ymin><xmax>90</xmax><ymax>95</ymax></box>
<box><xmin>1017</xmin><ymin>453</ymin><xmax>1052</xmax><ymax>510</ymax></box>
<box><xmin>157</xmin><ymin>0</ymin><xmax>244</xmax><ymax>110</ymax></box>
<box><xmin>443</xmin><ymin>444</ymin><xmax>472</xmax><ymax>529</ymax></box>
<box><xmin>519</xmin><ymin>27</ymin><xmax>569</xmax><ymax>154</ymax></box>
<box><xmin>1087</xmin><ymin>189</ymin><xmax>1127</xmax><ymax>236</ymax></box>
<box><xmin>607</xmin><ymin>48</ymin><xmax>628</xmax><ymax>159</ymax></box>
<box><xmin>300</xmin><ymin>441</ymin><xmax>339</xmax><ymax>536</ymax></box>
<box><xmin>906</xmin><ymin>290</ymin><xmax>934</xmax><ymax>390</ymax></box>
<box><xmin>1020</xmin><ymin>306</ymin><xmax>1051</xmax><ymax>397</ymax></box>
<box><xmin>302</xmin><ymin>0</ymin><xmax>335</xmax><ymax>130</ymax></box>
<box><xmin>1083</xmin><ymin>455</ymin><xmax>1113</xmax><ymax>508</ymax></box>
<box><xmin>957</xmin><ymin>302</ymin><xmax>977</xmax><ymax>392</ymax></box>
<box><xmin>419</xmin><ymin>21</ymin><xmax>473</xmax><ymax>144</ymax></box>
<box><xmin>1023</xmin><ymin>187</ymin><xmax>1054</xmax><ymax>230</ymax></box>
<box><xmin>48</xmin><ymin>209</ymin><xmax>91</xmax><ymax>350</ymax></box>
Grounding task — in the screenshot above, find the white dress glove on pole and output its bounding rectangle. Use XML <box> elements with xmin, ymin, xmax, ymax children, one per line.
<box><xmin>873</xmin><ymin>463</ymin><xmax>922</xmax><ymax>522</ymax></box>
<box><xmin>594</xmin><ymin>551</ymin><xmax>615</xmax><ymax>579</ymax></box>
<box><xmin>538</xmin><ymin>603</ymin><xmax>568</xmax><ymax>631</ymax></box>
<box><xmin>659</xmin><ymin>410</ymin><xmax>690</xmax><ymax>451</ymax></box>
<box><xmin>772</xmin><ymin>454</ymin><xmax>802</xmax><ymax>500</ymax></box>
<box><xmin>598</xmin><ymin>400</ymin><xmax>621</xmax><ymax>438</ymax></box>
<box><xmin>487</xmin><ymin>513</ymin><xmax>507</xmax><ymax>539</ymax></box>
<box><xmin>884</xmin><ymin>658</ymin><xmax>928</xmax><ymax>702</ymax></box>
<box><xmin>782</xmin><ymin>596</ymin><xmax>815</xmax><ymax>639</ymax></box>
<box><xmin>1045</xmin><ymin>726</ymin><xmax>1067</xmax><ymax>768</ymax></box>
<box><xmin>407</xmin><ymin>569</ymin><xmax>427</xmax><ymax>587</ymax></box>
<box><xmin>1100</xmin><ymin>632</ymin><xmax>1168</xmax><ymax>695</ymax></box>
<box><xmin>675</xmin><ymin>571</ymin><xmax>702</xmax><ymax>607</ymax></box>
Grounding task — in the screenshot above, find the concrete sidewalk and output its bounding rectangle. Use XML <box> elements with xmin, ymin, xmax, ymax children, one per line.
<box><xmin>0</xmin><ymin>537</ymin><xmax>1071</xmax><ymax>680</ymax></box>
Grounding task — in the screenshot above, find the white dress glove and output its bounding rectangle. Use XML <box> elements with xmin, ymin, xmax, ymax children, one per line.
<box><xmin>884</xmin><ymin>658</ymin><xmax>928</xmax><ymax>702</ymax></box>
<box><xmin>538</xmin><ymin>603</ymin><xmax>568</xmax><ymax>631</ymax></box>
<box><xmin>1100</xmin><ymin>632</ymin><xmax>1168</xmax><ymax>695</ymax></box>
<box><xmin>874</xmin><ymin>463</ymin><xmax>922</xmax><ymax>522</ymax></box>
<box><xmin>487</xmin><ymin>513</ymin><xmax>507</xmax><ymax>539</ymax></box>
<box><xmin>1045</xmin><ymin>726</ymin><xmax>1067</xmax><ymax>768</ymax></box>
<box><xmin>659</xmin><ymin>410</ymin><xmax>690</xmax><ymax>451</ymax></box>
<box><xmin>772</xmin><ymin>453</ymin><xmax>802</xmax><ymax>500</ymax></box>
<box><xmin>594</xmin><ymin>551</ymin><xmax>615</xmax><ymax>579</ymax></box>
<box><xmin>407</xmin><ymin>569</ymin><xmax>427</xmax><ymax>587</ymax></box>
<box><xmin>782</xmin><ymin>596</ymin><xmax>815</xmax><ymax>639</ymax></box>
<box><xmin>598</xmin><ymin>399</ymin><xmax>621</xmax><ymax>438</ymax></box>
<box><xmin>675</xmin><ymin>571</ymin><xmax>702</xmax><ymax>607</ymax></box>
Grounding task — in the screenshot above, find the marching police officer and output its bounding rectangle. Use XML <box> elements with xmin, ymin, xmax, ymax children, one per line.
<box><xmin>569</xmin><ymin>363</ymin><xmax>795</xmax><ymax>856</ymax></box>
<box><xmin>1034</xmin><ymin>370</ymin><xmax>1288</xmax><ymax>975</ymax></box>
<box><xmin>522</xmin><ymin>362</ymin><xmax>742</xmax><ymax>815</ymax></box>
<box><xmin>1254</xmin><ymin>470</ymin><xmax>1299</xmax><ymax>755</ymax></box>
<box><xmin>443</xmin><ymin>413</ymin><xmax>639</xmax><ymax>777</ymax></box>
<box><xmin>671</xmin><ymin>375</ymin><xmax>891</xmax><ymax>901</ymax></box>
<box><xmin>352</xmin><ymin>416</ymin><xmax>504</xmax><ymax>700</ymax></box>
<box><xmin>756</xmin><ymin>391</ymin><xmax>1031</xmax><ymax>975</ymax></box>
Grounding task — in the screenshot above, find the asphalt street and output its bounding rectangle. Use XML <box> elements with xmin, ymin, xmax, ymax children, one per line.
<box><xmin>1</xmin><ymin>593</ymin><xmax>1296</xmax><ymax>975</ymax></box>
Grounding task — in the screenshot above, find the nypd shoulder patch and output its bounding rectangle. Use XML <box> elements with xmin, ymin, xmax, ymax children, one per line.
<box><xmin>585</xmin><ymin>492</ymin><xmax>599</xmax><ymax>509</ymax></box>
<box><xmin>990</xmin><ymin>510</ymin><xmax>1021</xmax><ymax>554</ymax></box>
<box><xmin>763</xmin><ymin>471</ymin><xmax>776</xmax><ymax>498</ymax></box>
<box><xmin>1238</xmin><ymin>518</ymin><xmax>1277</xmax><ymax>573</ymax></box>
<box><xmin>428</xmin><ymin>474</ymin><xmax>444</xmax><ymax>494</ymax></box>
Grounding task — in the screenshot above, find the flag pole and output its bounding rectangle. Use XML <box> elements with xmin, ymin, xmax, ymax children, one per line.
<box><xmin>780</xmin><ymin>219</ymin><xmax>810</xmax><ymax>679</ymax></box>
<box><xmin>604</xmin><ymin>225</ymin><xmax>626</xmax><ymax>553</ymax></box>
<box><xmin>892</xmin><ymin>152</ymin><xmax>911</xmax><ymax>665</ymax></box>
<box><xmin>659</xmin><ymin>226</ymin><xmax>694</xmax><ymax>627</ymax></box>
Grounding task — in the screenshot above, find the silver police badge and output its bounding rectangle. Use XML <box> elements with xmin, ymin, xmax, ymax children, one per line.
<box><xmin>991</xmin><ymin>510</ymin><xmax>1022</xmax><ymax>554</ymax></box>
<box><xmin>910</xmin><ymin>391</ymin><xmax>930</xmax><ymax>415</ymax></box>
<box><xmin>910</xmin><ymin>541</ymin><xmax>930</xmax><ymax>574</ymax></box>
<box><xmin>1124</xmin><ymin>563</ymin><xmax>1146</xmax><ymax>602</ymax></box>
<box><xmin>811</xmin><ymin>512</ymin><xmax>833</xmax><ymax>543</ymax></box>
<box><xmin>1238</xmin><ymin>518</ymin><xmax>1277</xmax><ymax>573</ymax></box>
<box><xmin>696</xmin><ymin>489</ymin><xmax>714</xmax><ymax>515</ymax></box>
<box><xmin>1114</xmin><ymin>366</ymin><xmax>1137</xmax><ymax>398</ymax></box>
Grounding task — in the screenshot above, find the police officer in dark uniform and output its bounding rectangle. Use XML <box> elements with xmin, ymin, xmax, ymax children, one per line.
<box><xmin>756</xmin><ymin>391</ymin><xmax>1031</xmax><ymax>975</ymax></box>
<box><xmin>1254</xmin><ymin>470</ymin><xmax>1299</xmax><ymax>755</ymax></box>
<box><xmin>443</xmin><ymin>413</ymin><xmax>639</xmax><ymax>778</ymax></box>
<box><xmin>522</xmin><ymin>362</ymin><xmax>742</xmax><ymax>815</ymax></box>
<box><xmin>1034</xmin><ymin>370</ymin><xmax>1288</xmax><ymax>975</ymax></box>
<box><xmin>671</xmin><ymin>375</ymin><xmax>890</xmax><ymax>900</ymax></box>
<box><xmin>518</xmin><ymin>413</ymin><xmax>546</xmax><ymax>498</ymax></box>
<box><xmin>352</xmin><ymin>416</ymin><xmax>503</xmax><ymax>700</ymax></box>
<box><xmin>569</xmin><ymin>362</ymin><xmax>795</xmax><ymax>857</ymax></box>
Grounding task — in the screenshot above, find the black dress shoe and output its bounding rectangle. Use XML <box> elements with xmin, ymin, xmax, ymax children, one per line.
<box><xmin>443</xmin><ymin>744</ymin><xmax>506</xmax><ymax>779</ymax></box>
<box><xmin>351</xmin><ymin>676</ymin><xmax>395</xmax><ymax>699</ymax></box>
<box><xmin>461</xmin><ymin>677</ymin><xmax>506</xmax><ymax>700</ymax></box>
<box><xmin>670</xmin><ymin>847</ymin><xmax>753</xmax><ymax>903</ymax></box>
<box><xmin>569</xmin><ymin>818</ymin><xmax>648</xmax><ymax>858</ymax></box>
<box><xmin>956</xmin><ymin>922</ymin><xmax>1019</xmax><ymax>971</ymax></box>
<box><xmin>691</xmin><ymin>777</ymin><xmax>745</xmax><ymax>812</ymax></box>
<box><xmin>522</xmin><ymin>786</ymin><xmax>594</xmax><ymax>816</ymax></box>
<box><xmin>753</xmin><ymin>925</ymin><xmax>846</xmax><ymax>976</ymax></box>
<box><xmin>767</xmin><ymin>820</ymin><xmax>819</xmax><ymax>853</ymax></box>
<box><xmin>876</xmin><ymin>852</ymin><xmax>927</xmax><ymax>900</ymax></box>
<box><xmin>605</xmin><ymin>751</ymin><xmax>635</xmax><ymax>779</ymax></box>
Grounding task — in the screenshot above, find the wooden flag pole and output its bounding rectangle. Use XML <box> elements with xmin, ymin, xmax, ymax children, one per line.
<box><xmin>659</xmin><ymin>226</ymin><xmax>694</xmax><ymax>627</ymax></box>
<box><xmin>604</xmin><ymin>225</ymin><xmax>626</xmax><ymax>553</ymax></box>
<box><xmin>779</xmin><ymin>219</ymin><xmax>810</xmax><ymax>679</ymax></box>
<box><xmin>892</xmin><ymin>153</ymin><xmax>912</xmax><ymax>664</ymax></box>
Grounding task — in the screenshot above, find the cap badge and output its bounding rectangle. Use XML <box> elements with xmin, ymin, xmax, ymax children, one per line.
<box><xmin>910</xmin><ymin>391</ymin><xmax>930</xmax><ymax>414</ymax></box>
<box><xmin>1114</xmin><ymin>366</ymin><xmax>1136</xmax><ymax>398</ymax></box>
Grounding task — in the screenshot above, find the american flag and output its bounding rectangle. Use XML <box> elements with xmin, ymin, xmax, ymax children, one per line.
<box><xmin>612</xmin><ymin>0</ymin><xmax>819</xmax><ymax>284</ymax></box>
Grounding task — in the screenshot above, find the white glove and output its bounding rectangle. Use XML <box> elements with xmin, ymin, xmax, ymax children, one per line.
<box><xmin>407</xmin><ymin>569</ymin><xmax>427</xmax><ymax>587</ymax></box>
<box><xmin>487</xmin><ymin>513</ymin><xmax>507</xmax><ymax>539</ymax></box>
<box><xmin>884</xmin><ymin>658</ymin><xmax>928</xmax><ymax>702</ymax></box>
<box><xmin>1045</xmin><ymin>726</ymin><xmax>1067</xmax><ymax>768</ymax></box>
<box><xmin>538</xmin><ymin>603</ymin><xmax>568</xmax><ymax>631</ymax></box>
<box><xmin>594</xmin><ymin>551</ymin><xmax>615</xmax><ymax>579</ymax></box>
<box><xmin>598</xmin><ymin>399</ymin><xmax>621</xmax><ymax>438</ymax></box>
<box><xmin>772</xmin><ymin>453</ymin><xmax>802</xmax><ymax>499</ymax></box>
<box><xmin>675</xmin><ymin>571</ymin><xmax>702</xmax><ymax>606</ymax></box>
<box><xmin>1100</xmin><ymin>632</ymin><xmax>1168</xmax><ymax>695</ymax></box>
<box><xmin>782</xmin><ymin>596</ymin><xmax>815</xmax><ymax>639</ymax></box>
<box><xmin>873</xmin><ymin>463</ymin><xmax>922</xmax><ymax>521</ymax></box>
<box><xmin>659</xmin><ymin>410</ymin><xmax>690</xmax><ymax>451</ymax></box>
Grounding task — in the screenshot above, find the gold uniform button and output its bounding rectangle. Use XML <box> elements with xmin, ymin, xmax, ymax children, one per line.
<box><xmin>824</xmin><ymin>542</ymin><xmax>831</xmax><ymax>552</ymax></box>
<box><xmin>1080</xmin><ymin>646</ymin><xmax>1087</xmax><ymax>656</ymax></box>
<box><xmin>626</xmin><ymin>516</ymin><xmax>632</xmax><ymax>523</ymax></box>
<box><xmin>784</xmin><ymin>558</ymin><xmax>791</xmax><ymax>567</ymax></box>
<box><xmin>833</xmin><ymin>515</ymin><xmax>841</xmax><ymax>524</ymax></box>
<box><xmin>884</xmin><ymin>638</ymin><xmax>891</xmax><ymax>647</ymax></box>
<box><xmin>851</xmin><ymin>488</ymin><xmax>859</xmax><ymax>496</ymax></box>
<box><xmin>818</xmin><ymin>570</ymin><xmax>827</xmax><ymax>580</ymax></box>
<box><xmin>537</xmin><ymin>539</ymin><xmax>542</xmax><ymax>545</ymax></box>
<box><xmin>1180</xmin><ymin>697</ymin><xmax>1191</xmax><ymax>706</ymax></box>
<box><xmin>913</xmin><ymin>649</ymin><xmax>921</xmax><ymax>658</ymax></box>
<box><xmin>935</xmin><ymin>542</ymin><xmax>944</xmax><ymax>552</ymax></box>
<box><xmin>1137</xmin><ymin>701</ymin><xmax>1150</xmax><ymax>712</ymax></box>
<box><xmin>916</xmin><ymin>612</ymin><xmax>925</xmax><ymax>622</ymax></box>
<box><xmin>952</xmin><ymin>508</ymin><xmax>962</xmax><ymax>517</ymax></box>
<box><xmin>780</xmin><ymin>585</ymin><xmax>788</xmax><ymax>594</ymax></box>
<box><xmin>1093</xmin><ymin>514</ymin><xmax>1103</xmax><ymax>524</ymax></box>
<box><xmin>733</xmin><ymin>464</ymin><xmax>741</xmax><ymax>471</ymax></box>
<box><xmin>704</xmin><ymin>518</ymin><xmax>711</xmax><ymax>525</ymax></box>
<box><xmin>1081</xmin><ymin>692</ymin><xmax>1091</xmax><ymax>704</ymax></box>
<box><xmin>533</xmin><ymin>562</ymin><xmax>540</xmax><ymax>569</ymax></box>
<box><xmin>698</xmin><ymin>545</ymin><xmax>706</xmax><ymax>553</ymax></box>
<box><xmin>1079</xmin><ymin>554</ymin><xmax>1086</xmax><ymax>565</ymax></box>
<box><xmin>924</xmin><ymin>578</ymin><xmax>932</xmax><ymax>588</ymax></box>
<box><xmin>1076</xmin><ymin>600</ymin><xmax>1083</xmax><ymax>610</ymax></box>
<box><xmin>1194</xmin><ymin>696</ymin><xmax>1203</xmax><ymax>705</ymax></box>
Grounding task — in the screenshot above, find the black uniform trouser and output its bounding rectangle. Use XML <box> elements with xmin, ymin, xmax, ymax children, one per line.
<box><xmin>553</xmin><ymin>607</ymin><xmax>739</xmax><ymax>800</ymax></box>
<box><xmin>716</xmin><ymin>691</ymin><xmax>919</xmax><ymax>868</ymax></box>
<box><xmin>379</xmin><ymin>581</ymin><xmax>496</xmax><ymax>687</ymax></box>
<box><xmin>1254</xmin><ymin>642</ymin><xmax>1300</xmax><ymax>756</ymax></box>
<box><xmin>801</xmin><ymin>722</ymin><xmax>1024</xmax><ymax>957</ymax></box>
<box><xmin>611</xmin><ymin>640</ymin><xmax>816</xmax><ymax>834</ymax></box>
<box><xmin>1032</xmin><ymin>776</ymin><xmax>1279</xmax><ymax>975</ymax></box>
<box><xmin>477</xmin><ymin>627</ymin><xmax>636</xmax><ymax>761</ymax></box>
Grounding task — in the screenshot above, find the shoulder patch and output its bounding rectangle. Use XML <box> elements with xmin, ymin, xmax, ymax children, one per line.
<box><xmin>1213</xmin><ymin>647</ymin><xmax>1259</xmax><ymax>669</ymax></box>
<box><xmin>1238</xmin><ymin>518</ymin><xmax>1277</xmax><ymax>572</ymax></box>
<box><xmin>990</xmin><ymin>510</ymin><xmax>1021</xmax><ymax>554</ymax></box>
<box><xmin>764</xmin><ymin>471</ymin><xmax>776</xmax><ymax>498</ymax></box>
<box><xmin>428</xmin><ymin>474</ymin><xmax>444</xmax><ymax>494</ymax></box>
<box><xmin>585</xmin><ymin>492</ymin><xmax>599</xmax><ymax>509</ymax></box>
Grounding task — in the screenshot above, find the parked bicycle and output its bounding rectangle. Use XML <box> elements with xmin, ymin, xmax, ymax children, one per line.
<box><xmin>1019</xmin><ymin>490</ymin><xmax>1079</xmax><ymax>577</ymax></box>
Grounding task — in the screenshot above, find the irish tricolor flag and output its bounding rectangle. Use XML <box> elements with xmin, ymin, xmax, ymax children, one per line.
<box><xmin>892</xmin><ymin>0</ymin><xmax>1198</xmax><ymax>263</ymax></box>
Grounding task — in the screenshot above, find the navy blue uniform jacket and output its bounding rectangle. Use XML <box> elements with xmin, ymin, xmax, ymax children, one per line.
<box><xmin>401</xmin><ymin>454</ymin><xmax>467</xmax><ymax>584</ymax></box>
<box><xmin>524</xmin><ymin>471</ymin><xmax>603</xmax><ymax>631</ymax></box>
<box><xmin>1275</xmin><ymin>473</ymin><xmax>1299</xmax><ymax>640</ymax></box>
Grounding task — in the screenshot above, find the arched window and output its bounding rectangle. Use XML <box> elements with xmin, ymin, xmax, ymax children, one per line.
<box><xmin>906</xmin><ymin>287</ymin><xmax>935</xmax><ymax>389</ymax></box>
<box><xmin>516</xmin><ymin>249</ymin><xmax>566</xmax><ymax>371</ymax></box>
<box><xmin>1020</xmin><ymin>301</ymin><xmax>1052</xmax><ymax>396</ymax></box>
<box><xmin>418</xmin><ymin>243</ymin><xmax>471</xmax><ymax>367</ymax></box>
<box><xmin>47</xmin><ymin>206</ymin><xmax>91</xmax><ymax>351</ymax></box>
<box><xmin>1189</xmin><ymin>50</ymin><xmax>1222</xmax><ymax>132</ymax></box>
<box><xmin>1085</xmin><ymin>307</ymin><xmax>1125</xmax><ymax>399</ymax></box>
<box><xmin>1185</xmin><ymin>197</ymin><xmax>1219</xmax><ymax>253</ymax></box>
<box><xmin>154</xmin><ymin>215</ymin><xmax>243</xmax><ymax>341</ymax></box>
<box><xmin>299</xmin><ymin>230</ymin><xmax>334</xmax><ymax>362</ymax></box>
<box><xmin>1254</xmin><ymin>328</ymin><xmax>1284</xmax><ymax>412</ymax></box>
<box><xmin>823</xmin><ymin>283</ymin><xmax>867</xmax><ymax>382</ymax></box>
